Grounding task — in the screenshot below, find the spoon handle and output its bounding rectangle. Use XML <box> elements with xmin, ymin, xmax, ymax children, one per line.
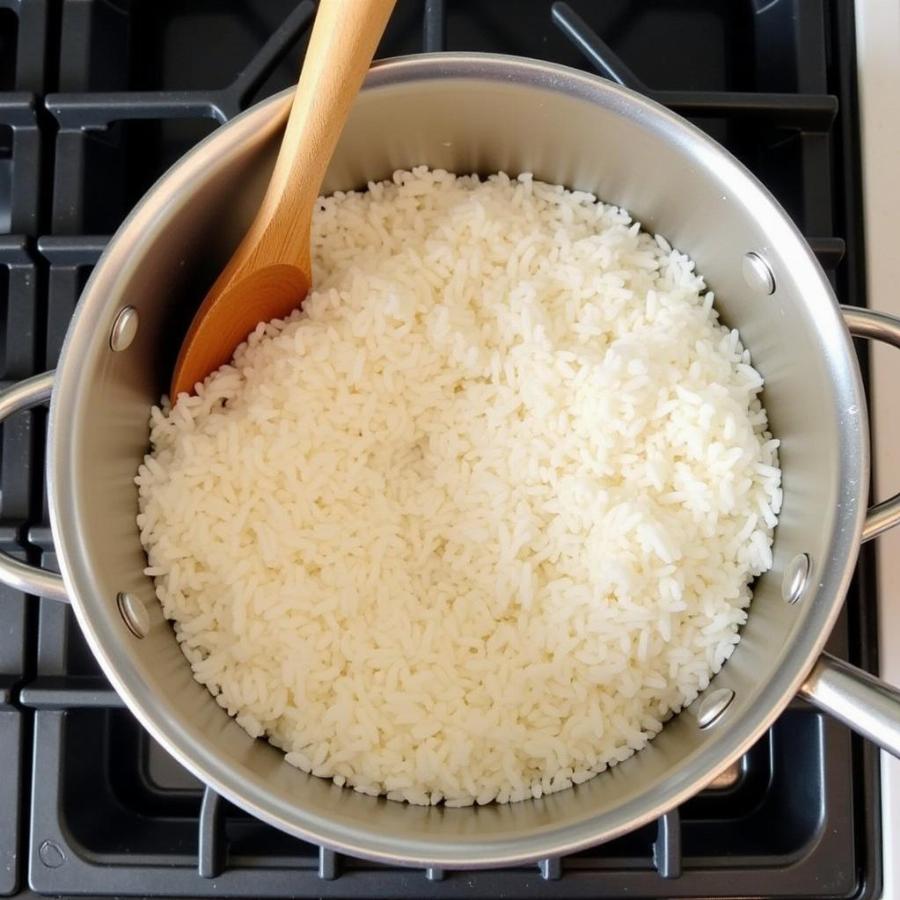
<box><xmin>255</xmin><ymin>0</ymin><xmax>397</xmax><ymax>265</ymax></box>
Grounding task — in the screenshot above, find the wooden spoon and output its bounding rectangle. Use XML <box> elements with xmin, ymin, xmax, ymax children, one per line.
<box><xmin>170</xmin><ymin>0</ymin><xmax>397</xmax><ymax>398</ymax></box>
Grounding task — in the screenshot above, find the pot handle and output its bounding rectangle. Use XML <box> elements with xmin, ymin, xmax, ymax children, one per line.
<box><xmin>0</xmin><ymin>371</ymin><xmax>68</xmax><ymax>603</ymax></box>
<box><xmin>841</xmin><ymin>306</ymin><xmax>900</xmax><ymax>541</ymax></box>
<box><xmin>793</xmin><ymin>306</ymin><xmax>900</xmax><ymax>758</ymax></box>
<box><xmin>799</xmin><ymin>653</ymin><xmax>900</xmax><ymax>757</ymax></box>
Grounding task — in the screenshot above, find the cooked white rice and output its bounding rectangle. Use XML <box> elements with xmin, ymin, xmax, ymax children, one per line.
<box><xmin>136</xmin><ymin>167</ymin><xmax>782</xmax><ymax>807</ymax></box>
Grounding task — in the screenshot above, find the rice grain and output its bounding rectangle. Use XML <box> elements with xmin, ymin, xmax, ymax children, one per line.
<box><xmin>136</xmin><ymin>167</ymin><xmax>781</xmax><ymax>806</ymax></box>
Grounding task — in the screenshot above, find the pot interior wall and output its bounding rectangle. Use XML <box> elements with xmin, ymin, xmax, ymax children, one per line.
<box><xmin>53</xmin><ymin>59</ymin><xmax>862</xmax><ymax>863</ymax></box>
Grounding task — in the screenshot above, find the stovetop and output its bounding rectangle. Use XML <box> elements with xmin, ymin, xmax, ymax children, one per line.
<box><xmin>0</xmin><ymin>1</ymin><xmax>883</xmax><ymax>897</ymax></box>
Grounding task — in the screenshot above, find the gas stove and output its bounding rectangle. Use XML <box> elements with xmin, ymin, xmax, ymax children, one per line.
<box><xmin>0</xmin><ymin>1</ymin><xmax>887</xmax><ymax>897</ymax></box>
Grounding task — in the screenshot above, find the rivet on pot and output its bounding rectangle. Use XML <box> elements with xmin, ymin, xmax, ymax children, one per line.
<box><xmin>742</xmin><ymin>251</ymin><xmax>776</xmax><ymax>295</ymax></box>
<box><xmin>696</xmin><ymin>688</ymin><xmax>735</xmax><ymax>729</ymax></box>
<box><xmin>109</xmin><ymin>306</ymin><xmax>139</xmax><ymax>351</ymax></box>
<box><xmin>783</xmin><ymin>553</ymin><xmax>811</xmax><ymax>604</ymax></box>
<box><xmin>117</xmin><ymin>591</ymin><xmax>150</xmax><ymax>638</ymax></box>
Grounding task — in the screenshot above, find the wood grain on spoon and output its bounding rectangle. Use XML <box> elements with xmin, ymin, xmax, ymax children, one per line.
<box><xmin>171</xmin><ymin>0</ymin><xmax>397</xmax><ymax>398</ymax></box>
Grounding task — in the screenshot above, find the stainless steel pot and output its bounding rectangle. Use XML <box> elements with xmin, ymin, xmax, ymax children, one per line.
<box><xmin>3</xmin><ymin>53</ymin><xmax>900</xmax><ymax>867</ymax></box>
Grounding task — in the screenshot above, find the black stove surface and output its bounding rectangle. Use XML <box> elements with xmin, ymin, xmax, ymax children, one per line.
<box><xmin>0</xmin><ymin>1</ymin><xmax>882</xmax><ymax>898</ymax></box>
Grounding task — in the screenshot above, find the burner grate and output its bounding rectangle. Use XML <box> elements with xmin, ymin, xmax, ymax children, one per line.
<box><xmin>551</xmin><ymin>2</ymin><xmax>837</xmax><ymax>128</ymax></box>
<box><xmin>0</xmin><ymin>0</ymin><xmax>50</xmax><ymax>94</ymax></box>
<box><xmin>0</xmin><ymin>98</ymin><xmax>40</xmax><ymax>235</ymax></box>
<box><xmin>0</xmin><ymin>233</ymin><xmax>40</xmax><ymax>897</ymax></box>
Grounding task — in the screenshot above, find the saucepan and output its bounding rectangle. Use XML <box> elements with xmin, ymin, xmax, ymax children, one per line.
<box><xmin>2</xmin><ymin>54</ymin><xmax>899</xmax><ymax>867</ymax></box>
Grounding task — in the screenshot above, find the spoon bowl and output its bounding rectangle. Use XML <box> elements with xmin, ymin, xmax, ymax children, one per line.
<box><xmin>170</xmin><ymin>0</ymin><xmax>396</xmax><ymax>398</ymax></box>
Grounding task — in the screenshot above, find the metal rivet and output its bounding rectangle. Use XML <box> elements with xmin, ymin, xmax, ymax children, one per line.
<box><xmin>117</xmin><ymin>591</ymin><xmax>150</xmax><ymax>638</ymax></box>
<box><xmin>742</xmin><ymin>251</ymin><xmax>776</xmax><ymax>295</ymax></box>
<box><xmin>109</xmin><ymin>306</ymin><xmax>139</xmax><ymax>351</ymax></box>
<box><xmin>783</xmin><ymin>553</ymin><xmax>811</xmax><ymax>604</ymax></box>
<box><xmin>696</xmin><ymin>688</ymin><xmax>735</xmax><ymax>729</ymax></box>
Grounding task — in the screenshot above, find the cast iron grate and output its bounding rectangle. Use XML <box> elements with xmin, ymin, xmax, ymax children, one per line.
<box><xmin>0</xmin><ymin>0</ymin><xmax>48</xmax><ymax>857</ymax></box>
<box><xmin>0</xmin><ymin>235</ymin><xmax>41</xmax><ymax>897</ymax></box>
<box><xmin>0</xmin><ymin>0</ymin><xmax>48</xmax><ymax>863</ymax></box>
<box><xmin>0</xmin><ymin>0</ymin><xmax>881</xmax><ymax>897</ymax></box>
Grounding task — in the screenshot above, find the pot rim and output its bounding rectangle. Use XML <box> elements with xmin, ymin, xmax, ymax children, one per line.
<box><xmin>45</xmin><ymin>52</ymin><xmax>867</xmax><ymax>867</ymax></box>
